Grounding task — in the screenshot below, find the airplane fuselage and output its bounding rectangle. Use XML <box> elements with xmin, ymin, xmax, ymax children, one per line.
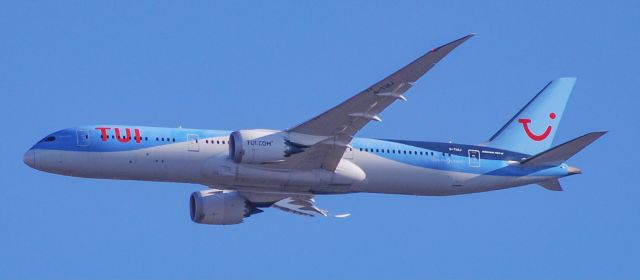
<box><xmin>22</xmin><ymin>35</ymin><xmax>603</xmax><ymax>224</ymax></box>
<box><xmin>24</xmin><ymin>125</ymin><xmax>574</xmax><ymax>196</ymax></box>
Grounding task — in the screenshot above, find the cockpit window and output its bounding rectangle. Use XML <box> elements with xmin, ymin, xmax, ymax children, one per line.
<box><xmin>43</xmin><ymin>136</ymin><xmax>56</xmax><ymax>142</ymax></box>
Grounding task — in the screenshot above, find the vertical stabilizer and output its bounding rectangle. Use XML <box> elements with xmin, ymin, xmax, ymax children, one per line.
<box><xmin>486</xmin><ymin>78</ymin><xmax>576</xmax><ymax>155</ymax></box>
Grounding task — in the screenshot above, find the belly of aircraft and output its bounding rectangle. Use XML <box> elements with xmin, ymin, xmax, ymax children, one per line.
<box><xmin>350</xmin><ymin>152</ymin><xmax>536</xmax><ymax>196</ymax></box>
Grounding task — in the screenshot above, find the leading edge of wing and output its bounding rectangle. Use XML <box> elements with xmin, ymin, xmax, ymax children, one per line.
<box><xmin>277</xmin><ymin>34</ymin><xmax>474</xmax><ymax>171</ymax></box>
<box><xmin>366</xmin><ymin>33</ymin><xmax>476</xmax><ymax>93</ymax></box>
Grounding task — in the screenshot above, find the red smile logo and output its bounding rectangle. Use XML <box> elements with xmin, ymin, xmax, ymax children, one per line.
<box><xmin>518</xmin><ymin>112</ymin><xmax>556</xmax><ymax>141</ymax></box>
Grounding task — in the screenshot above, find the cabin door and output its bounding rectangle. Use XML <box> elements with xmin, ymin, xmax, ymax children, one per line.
<box><xmin>188</xmin><ymin>134</ymin><xmax>199</xmax><ymax>152</ymax></box>
<box><xmin>468</xmin><ymin>149</ymin><xmax>480</xmax><ymax>167</ymax></box>
<box><xmin>76</xmin><ymin>130</ymin><xmax>90</xmax><ymax>147</ymax></box>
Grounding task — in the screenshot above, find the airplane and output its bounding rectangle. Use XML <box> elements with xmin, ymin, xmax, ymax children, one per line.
<box><xmin>23</xmin><ymin>34</ymin><xmax>606</xmax><ymax>225</ymax></box>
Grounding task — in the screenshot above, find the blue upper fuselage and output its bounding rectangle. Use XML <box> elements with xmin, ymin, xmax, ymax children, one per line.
<box><xmin>27</xmin><ymin>125</ymin><xmax>570</xmax><ymax>178</ymax></box>
<box><xmin>30</xmin><ymin>125</ymin><xmax>230</xmax><ymax>152</ymax></box>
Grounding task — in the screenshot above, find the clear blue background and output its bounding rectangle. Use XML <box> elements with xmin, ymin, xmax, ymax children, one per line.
<box><xmin>1</xmin><ymin>1</ymin><xmax>638</xmax><ymax>279</ymax></box>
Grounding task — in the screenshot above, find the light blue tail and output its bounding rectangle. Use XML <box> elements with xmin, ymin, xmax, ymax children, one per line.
<box><xmin>485</xmin><ymin>77</ymin><xmax>576</xmax><ymax>155</ymax></box>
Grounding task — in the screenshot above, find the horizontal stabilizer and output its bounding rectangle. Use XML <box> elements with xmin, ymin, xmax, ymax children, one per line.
<box><xmin>521</xmin><ymin>131</ymin><xmax>607</xmax><ymax>166</ymax></box>
<box><xmin>537</xmin><ymin>179</ymin><xmax>563</xmax><ymax>191</ymax></box>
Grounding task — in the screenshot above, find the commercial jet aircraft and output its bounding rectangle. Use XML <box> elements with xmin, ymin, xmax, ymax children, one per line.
<box><xmin>23</xmin><ymin>34</ymin><xmax>605</xmax><ymax>225</ymax></box>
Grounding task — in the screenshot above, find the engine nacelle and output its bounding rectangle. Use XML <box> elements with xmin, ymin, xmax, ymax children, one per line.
<box><xmin>229</xmin><ymin>129</ymin><xmax>304</xmax><ymax>164</ymax></box>
<box><xmin>189</xmin><ymin>190</ymin><xmax>261</xmax><ymax>225</ymax></box>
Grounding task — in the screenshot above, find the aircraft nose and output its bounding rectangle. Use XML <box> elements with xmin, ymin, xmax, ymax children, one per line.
<box><xmin>23</xmin><ymin>149</ymin><xmax>35</xmax><ymax>168</ymax></box>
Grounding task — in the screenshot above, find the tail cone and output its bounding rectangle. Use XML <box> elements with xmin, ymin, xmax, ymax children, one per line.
<box><xmin>568</xmin><ymin>165</ymin><xmax>582</xmax><ymax>175</ymax></box>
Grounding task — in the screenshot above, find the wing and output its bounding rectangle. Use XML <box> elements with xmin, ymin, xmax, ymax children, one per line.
<box><xmin>239</xmin><ymin>190</ymin><xmax>348</xmax><ymax>218</ymax></box>
<box><xmin>272</xmin><ymin>197</ymin><xmax>328</xmax><ymax>217</ymax></box>
<box><xmin>279</xmin><ymin>34</ymin><xmax>474</xmax><ymax>171</ymax></box>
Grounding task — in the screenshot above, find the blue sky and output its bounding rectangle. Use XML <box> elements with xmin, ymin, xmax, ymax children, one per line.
<box><xmin>1</xmin><ymin>1</ymin><xmax>639</xmax><ymax>279</ymax></box>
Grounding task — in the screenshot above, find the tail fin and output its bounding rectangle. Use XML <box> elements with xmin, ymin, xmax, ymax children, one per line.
<box><xmin>486</xmin><ymin>78</ymin><xmax>576</xmax><ymax>155</ymax></box>
<box><xmin>521</xmin><ymin>131</ymin><xmax>607</xmax><ymax>167</ymax></box>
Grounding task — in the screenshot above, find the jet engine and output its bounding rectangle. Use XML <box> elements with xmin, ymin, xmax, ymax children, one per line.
<box><xmin>189</xmin><ymin>190</ymin><xmax>262</xmax><ymax>225</ymax></box>
<box><xmin>229</xmin><ymin>129</ymin><xmax>306</xmax><ymax>164</ymax></box>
